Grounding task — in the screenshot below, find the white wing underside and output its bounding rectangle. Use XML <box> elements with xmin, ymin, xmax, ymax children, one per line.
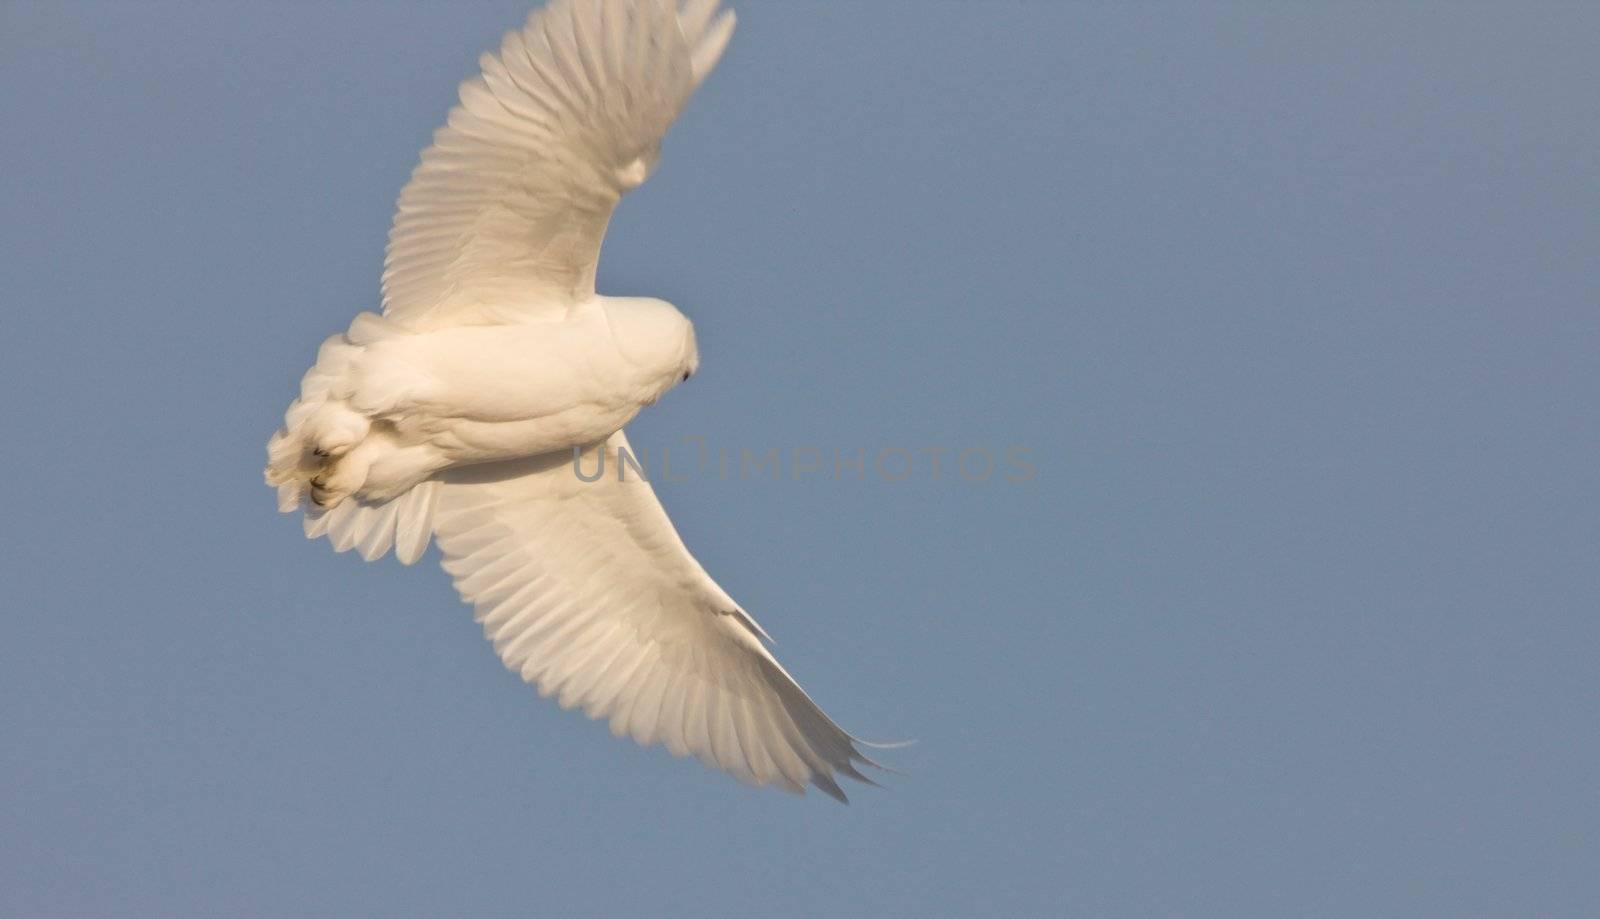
<box><xmin>435</xmin><ymin>433</ymin><xmax>883</xmax><ymax>801</ymax></box>
<box><xmin>382</xmin><ymin>0</ymin><xmax>735</xmax><ymax>329</ymax></box>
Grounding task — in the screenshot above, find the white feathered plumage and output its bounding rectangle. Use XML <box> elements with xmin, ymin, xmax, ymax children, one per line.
<box><xmin>265</xmin><ymin>0</ymin><xmax>890</xmax><ymax>802</ymax></box>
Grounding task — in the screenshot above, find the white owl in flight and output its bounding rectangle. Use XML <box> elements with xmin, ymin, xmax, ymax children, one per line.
<box><xmin>265</xmin><ymin>0</ymin><xmax>890</xmax><ymax>802</ymax></box>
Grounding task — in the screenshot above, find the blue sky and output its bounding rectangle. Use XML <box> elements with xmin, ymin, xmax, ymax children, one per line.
<box><xmin>3</xmin><ymin>1</ymin><xmax>1598</xmax><ymax>915</ymax></box>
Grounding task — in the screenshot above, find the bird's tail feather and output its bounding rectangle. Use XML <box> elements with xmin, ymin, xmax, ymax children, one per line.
<box><xmin>265</xmin><ymin>311</ymin><xmax>437</xmax><ymax>563</ymax></box>
<box><xmin>301</xmin><ymin>479</ymin><xmax>440</xmax><ymax>564</ymax></box>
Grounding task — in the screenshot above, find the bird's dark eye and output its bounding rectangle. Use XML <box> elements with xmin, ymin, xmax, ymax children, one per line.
<box><xmin>681</xmin><ymin>370</ymin><xmax>692</xmax><ymax>381</ymax></box>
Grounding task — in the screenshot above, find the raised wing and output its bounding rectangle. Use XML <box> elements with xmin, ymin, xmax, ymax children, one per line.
<box><xmin>433</xmin><ymin>432</ymin><xmax>885</xmax><ymax>801</ymax></box>
<box><xmin>383</xmin><ymin>0</ymin><xmax>736</xmax><ymax>329</ymax></box>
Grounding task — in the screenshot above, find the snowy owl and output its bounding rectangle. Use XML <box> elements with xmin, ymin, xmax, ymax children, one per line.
<box><xmin>265</xmin><ymin>0</ymin><xmax>889</xmax><ymax>801</ymax></box>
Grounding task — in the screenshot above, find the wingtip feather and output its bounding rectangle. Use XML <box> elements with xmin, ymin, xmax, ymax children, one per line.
<box><xmin>689</xmin><ymin>9</ymin><xmax>735</xmax><ymax>86</ymax></box>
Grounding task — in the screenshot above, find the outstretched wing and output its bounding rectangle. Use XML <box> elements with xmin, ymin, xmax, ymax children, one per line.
<box><xmin>433</xmin><ymin>432</ymin><xmax>885</xmax><ymax>802</ymax></box>
<box><xmin>383</xmin><ymin>0</ymin><xmax>736</xmax><ymax>330</ymax></box>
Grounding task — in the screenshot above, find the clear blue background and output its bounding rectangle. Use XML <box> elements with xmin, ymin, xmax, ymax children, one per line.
<box><xmin>3</xmin><ymin>1</ymin><xmax>1597</xmax><ymax>915</ymax></box>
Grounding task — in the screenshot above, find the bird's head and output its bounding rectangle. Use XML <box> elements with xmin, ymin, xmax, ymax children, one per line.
<box><xmin>603</xmin><ymin>296</ymin><xmax>700</xmax><ymax>400</ymax></box>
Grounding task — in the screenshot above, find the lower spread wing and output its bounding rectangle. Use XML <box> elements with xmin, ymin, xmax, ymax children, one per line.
<box><xmin>433</xmin><ymin>432</ymin><xmax>882</xmax><ymax>801</ymax></box>
<box><xmin>383</xmin><ymin>0</ymin><xmax>737</xmax><ymax>329</ymax></box>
